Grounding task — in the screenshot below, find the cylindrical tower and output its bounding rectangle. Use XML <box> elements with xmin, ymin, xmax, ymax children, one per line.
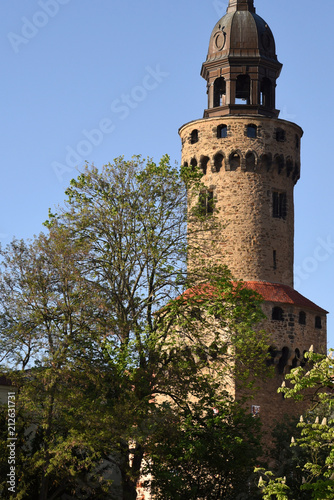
<box><xmin>180</xmin><ymin>115</ymin><xmax>302</xmax><ymax>287</ymax></box>
<box><xmin>180</xmin><ymin>0</ymin><xmax>328</xmax><ymax>432</ymax></box>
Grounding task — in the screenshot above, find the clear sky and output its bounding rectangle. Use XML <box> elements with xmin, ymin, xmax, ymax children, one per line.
<box><xmin>1</xmin><ymin>0</ymin><xmax>333</xmax><ymax>347</ymax></box>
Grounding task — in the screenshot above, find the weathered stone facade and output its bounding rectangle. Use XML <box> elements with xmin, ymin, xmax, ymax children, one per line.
<box><xmin>180</xmin><ymin>0</ymin><xmax>328</xmax><ymax>432</ymax></box>
<box><xmin>180</xmin><ymin>115</ymin><xmax>302</xmax><ymax>287</ymax></box>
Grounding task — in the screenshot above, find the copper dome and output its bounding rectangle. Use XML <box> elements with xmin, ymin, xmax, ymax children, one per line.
<box><xmin>206</xmin><ymin>9</ymin><xmax>278</xmax><ymax>64</ymax></box>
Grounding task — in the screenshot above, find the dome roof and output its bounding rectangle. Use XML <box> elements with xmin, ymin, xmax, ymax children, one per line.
<box><xmin>206</xmin><ymin>9</ymin><xmax>278</xmax><ymax>64</ymax></box>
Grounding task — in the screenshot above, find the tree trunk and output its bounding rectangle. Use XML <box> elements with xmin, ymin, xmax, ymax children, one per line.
<box><xmin>121</xmin><ymin>443</ymin><xmax>144</xmax><ymax>500</ymax></box>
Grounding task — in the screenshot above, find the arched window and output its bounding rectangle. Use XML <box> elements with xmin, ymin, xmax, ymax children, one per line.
<box><xmin>200</xmin><ymin>156</ymin><xmax>209</xmax><ymax>175</ymax></box>
<box><xmin>272</xmin><ymin>306</ymin><xmax>283</xmax><ymax>321</ymax></box>
<box><xmin>315</xmin><ymin>316</ymin><xmax>322</xmax><ymax>329</ymax></box>
<box><xmin>247</xmin><ymin>124</ymin><xmax>257</xmax><ymax>138</ymax></box>
<box><xmin>190</xmin><ymin>158</ymin><xmax>197</xmax><ymax>171</ymax></box>
<box><xmin>292</xmin><ymin>348</ymin><xmax>300</xmax><ymax>368</ymax></box>
<box><xmin>214</xmin><ymin>153</ymin><xmax>224</xmax><ymax>173</ymax></box>
<box><xmin>213</xmin><ymin>77</ymin><xmax>226</xmax><ymax>107</ymax></box>
<box><xmin>217</xmin><ymin>124</ymin><xmax>228</xmax><ymax>139</ymax></box>
<box><xmin>245</xmin><ymin>152</ymin><xmax>256</xmax><ymax>171</ymax></box>
<box><xmin>260</xmin><ymin>154</ymin><xmax>271</xmax><ymax>171</ymax></box>
<box><xmin>236</xmin><ymin>74</ymin><xmax>250</xmax><ymax>104</ymax></box>
<box><xmin>260</xmin><ymin>78</ymin><xmax>272</xmax><ymax>108</ymax></box>
<box><xmin>229</xmin><ymin>152</ymin><xmax>240</xmax><ymax>171</ymax></box>
<box><xmin>299</xmin><ymin>311</ymin><xmax>306</xmax><ymax>325</ymax></box>
<box><xmin>190</xmin><ymin>129</ymin><xmax>199</xmax><ymax>144</ymax></box>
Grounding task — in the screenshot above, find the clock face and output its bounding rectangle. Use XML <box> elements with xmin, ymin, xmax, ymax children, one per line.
<box><xmin>214</xmin><ymin>31</ymin><xmax>226</xmax><ymax>51</ymax></box>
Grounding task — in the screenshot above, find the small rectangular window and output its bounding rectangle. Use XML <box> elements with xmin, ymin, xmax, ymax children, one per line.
<box><xmin>247</xmin><ymin>124</ymin><xmax>257</xmax><ymax>138</ymax></box>
<box><xmin>199</xmin><ymin>190</ymin><xmax>214</xmax><ymax>216</ymax></box>
<box><xmin>273</xmin><ymin>191</ymin><xmax>287</xmax><ymax>219</ymax></box>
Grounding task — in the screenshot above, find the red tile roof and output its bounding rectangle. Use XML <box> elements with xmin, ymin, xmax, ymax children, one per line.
<box><xmin>180</xmin><ymin>281</ymin><xmax>328</xmax><ymax>314</ymax></box>
<box><xmin>242</xmin><ymin>281</ymin><xmax>328</xmax><ymax>314</ymax></box>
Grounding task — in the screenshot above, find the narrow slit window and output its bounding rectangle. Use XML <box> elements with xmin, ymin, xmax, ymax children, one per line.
<box><xmin>273</xmin><ymin>250</ymin><xmax>277</xmax><ymax>270</ymax></box>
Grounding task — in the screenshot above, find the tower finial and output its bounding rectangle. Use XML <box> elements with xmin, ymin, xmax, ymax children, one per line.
<box><xmin>227</xmin><ymin>0</ymin><xmax>255</xmax><ymax>13</ymax></box>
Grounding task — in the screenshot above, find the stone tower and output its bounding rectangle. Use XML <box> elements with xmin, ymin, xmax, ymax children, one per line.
<box><xmin>179</xmin><ymin>0</ymin><xmax>328</xmax><ymax>429</ymax></box>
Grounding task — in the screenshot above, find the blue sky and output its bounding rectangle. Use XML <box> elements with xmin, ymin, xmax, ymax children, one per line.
<box><xmin>1</xmin><ymin>0</ymin><xmax>333</xmax><ymax>347</ymax></box>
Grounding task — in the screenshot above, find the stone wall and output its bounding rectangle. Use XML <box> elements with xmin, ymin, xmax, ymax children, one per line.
<box><xmin>180</xmin><ymin>115</ymin><xmax>303</xmax><ymax>287</ymax></box>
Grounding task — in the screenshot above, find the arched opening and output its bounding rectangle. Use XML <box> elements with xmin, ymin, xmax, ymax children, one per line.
<box><xmin>190</xmin><ymin>129</ymin><xmax>199</xmax><ymax>144</ymax></box>
<box><xmin>217</xmin><ymin>124</ymin><xmax>228</xmax><ymax>139</ymax></box>
<box><xmin>292</xmin><ymin>348</ymin><xmax>300</xmax><ymax>368</ymax></box>
<box><xmin>272</xmin><ymin>306</ymin><xmax>284</xmax><ymax>321</ymax></box>
<box><xmin>260</xmin><ymin>78</ymin><xmax>272</xmax><ymax>108</ymax></box>
<box><xmin>278</xmin><ymin>346</ymin><xmax>290</xmax><ymax>374</ymax></box>
<box><xmin>214</xmin><ymin>153</ymin><xmax>224</xmax><ymax>173</ymax></box>
<box><xmin>247</xmin><ymin>124</ymin><xmax>257</xmax><ymax>138</ymax></box>
<box><xmin>229</xmin><ymin>152</ymin><xmax>240</xmax><ymax>171</ymax></box>
<box><xmin>213</xmin><ymin>77</ymin><xmax>226</xmax><ymax>107</ymax></box>
<box><xmin>190</xmin><ymin>158</ymin><xmax>198</xmax><ymax>171</ymax></box>
<box><xmin>200</xmin><ymin>156</ymin><xmax>210</xmax><ymax>175</ymax></box>
<box><xmin>245</xmin><ymin>152</ymin><xmax>256</xmax><ymax>172</ymax></box>
<box><xmin>260</xmin><ymin>154</ymin><xmax>272</xmax><ymax>171</ymax></box>
<box><xmin>236</xmin><ymin>74</ymin><xmax>250</xmax><ymax>105</ymax></box>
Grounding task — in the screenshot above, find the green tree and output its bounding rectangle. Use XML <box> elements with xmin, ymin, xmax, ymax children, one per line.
<box><xmin>144</xmin><ymin>394</ymin><xmax>263</xmax><ymax>500</ymax></box>
<box><xmin>257</xmin><ymin>349</ymin><xmax>334</xmax><ymax>500</ymax></box>
<box><xmin>0</xmin><ymin>156</ymin><xmax>270</xmax><ymax>499</ymax></box>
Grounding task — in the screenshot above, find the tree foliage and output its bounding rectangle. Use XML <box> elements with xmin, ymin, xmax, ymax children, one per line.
<box><xmin>144</xmin><ymin>394</ymin><xmax>263</xmax><ymax>500</ymax></box>
<box><xmin>257</xmin><ymin>349</ymin><xmax>334</xmax><ymax>500</ymax></box>
<box><xmin>0</xmin><ymin>156</ymin><xmax>270</xmax><ymax>499</ymax></box>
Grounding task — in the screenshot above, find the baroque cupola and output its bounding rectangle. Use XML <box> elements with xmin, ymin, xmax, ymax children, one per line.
<box><xmin>201</xmin><ymin>0</ymin><xmax>282</xmax><ymax>118</ymax></box>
